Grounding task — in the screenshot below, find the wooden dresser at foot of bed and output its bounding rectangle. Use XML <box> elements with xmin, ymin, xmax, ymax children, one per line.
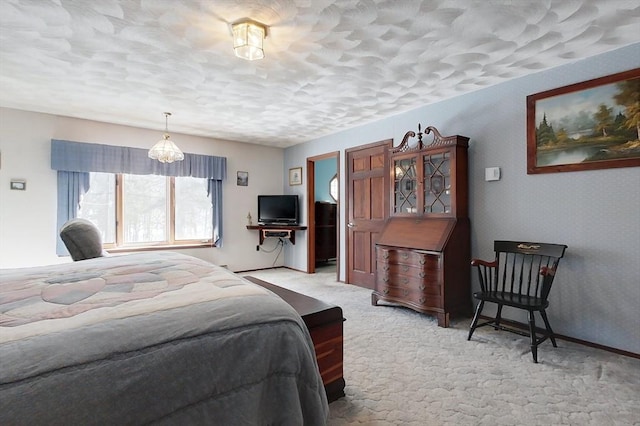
<box><xmin>244</xmin><ymin>276</ymin><xmax>345</xmax><ymax>402</ymax></box>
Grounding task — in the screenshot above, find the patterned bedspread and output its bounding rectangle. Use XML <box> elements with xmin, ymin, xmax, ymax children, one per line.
<box><xmin>0</xmin><ymin>252</ymin><xmax>328</xmax><ymax>425</ymax></box>
<box><xmin>1</xmin><ymin>252</ymin><xmax>270</xmax><ymax>339</ymax></box>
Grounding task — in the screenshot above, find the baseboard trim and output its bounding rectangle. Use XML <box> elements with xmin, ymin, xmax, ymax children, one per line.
<box><xmin>237</xmin><ymin>266</ymin><xmax>310</xmax><ymax>273</ymax></box>
<box><xmin>283</xmin><ymin>266</ymin><xmax>308</xmax><ymax>273</ymax></box>
<box><xmin>479</xmin><ymin>315</ymin><xmax>639</xmax><ymax>359</ymax></box>
<box><xmin>235</xmin><ymin>266</ymin><xmax>284</xmax><ymax>273</ymax></box>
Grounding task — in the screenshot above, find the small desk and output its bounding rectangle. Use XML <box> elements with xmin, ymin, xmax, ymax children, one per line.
<box><xmin>246</xmin><ymin>225</ymin><xmax>307</xmax><ymax>245</ymax></box>
<box><xmin>244</xmin><ymin>276</ymin><xmax>345</xmax><ymax>402</ymax></box>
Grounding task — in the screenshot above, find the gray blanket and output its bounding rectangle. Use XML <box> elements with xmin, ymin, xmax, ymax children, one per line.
<box><xmin>0</xmin><ymin>252</ymin><xmax>328</xmax><ymax>425</ymax></box>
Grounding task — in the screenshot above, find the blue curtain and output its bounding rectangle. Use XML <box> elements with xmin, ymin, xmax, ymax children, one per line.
<box><xmin>56</xmin><ymin>171</ymin><xmax>91</xmax><ymax>255</ymax></box>
<box><xmin>207</xmin><ymin>179</ymin><xmax>224</xmax><ymax>247</ymax></box>
<box><xmin>52</xmin><ymin>139</ymin><xmax>227</xmax><ymax>252</ymax></box>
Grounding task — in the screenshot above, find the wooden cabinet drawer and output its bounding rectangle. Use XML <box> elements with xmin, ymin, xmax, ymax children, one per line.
<box><xmin>375</xmin><ymin>285</ymin><xmax>443</xmax><ymax>308</ymax></box>
<box><xmin>377</xmin><ymin>247</ymin><xmax>440</xmax><ymax>269</ymax></box>
<box><xmin>378</xmin><ymin>263</ymin><xmax>439</xmax><ymax>281</ymax></box>
<box><xmin>376</xmin><ymin>275</ymin><xmax>441</xmax><ymax>296</ymax></box>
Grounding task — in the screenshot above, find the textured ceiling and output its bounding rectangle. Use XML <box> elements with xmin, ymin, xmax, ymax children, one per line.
<box><xmin>1</xmin><ymin>0</ymin><xmax>639</xmax><ymax>148</ymax></box>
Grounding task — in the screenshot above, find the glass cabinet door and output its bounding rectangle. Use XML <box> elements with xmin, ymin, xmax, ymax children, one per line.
<box><xmin>423</xmin><ymin>152</ymin><xmax>451</xmax><ymax>214</ymax></box>
<box><xmin>393</xmin><ymin>156</ymin><xmax>417</xmax><ymax>214</ymax></box>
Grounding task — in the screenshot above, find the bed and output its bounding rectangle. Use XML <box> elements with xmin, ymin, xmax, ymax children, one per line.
<box><xmin>0</xmin><ymin>252</ymin><xmax>329</xmax><ymax>425</ymax></box>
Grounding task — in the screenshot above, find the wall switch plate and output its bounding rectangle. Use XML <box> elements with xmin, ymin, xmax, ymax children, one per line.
<box><xmin>485</xmin><ymin>167</ymin><xmax>501</xmax><ymax>181</ymax></box>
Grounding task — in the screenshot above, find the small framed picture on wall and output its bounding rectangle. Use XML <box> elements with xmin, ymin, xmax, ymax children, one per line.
<box><xmin>237</xmin><ymin>171</ymin><xmax>248</xmax><ymax>186</ymax></box>
<box><xmin>289</xmin><ymin>167</ymin><xmax>302</xmax><ymax>186</ymax></box>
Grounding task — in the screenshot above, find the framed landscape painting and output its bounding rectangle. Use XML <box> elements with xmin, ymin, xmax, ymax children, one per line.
<box><xmin>527</xmin><ymin>68</ymin><xmax>640</xmax><ymax>174</ymax></box>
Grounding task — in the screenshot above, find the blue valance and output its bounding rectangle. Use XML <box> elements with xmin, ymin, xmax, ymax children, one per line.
<box><xmin>51</xmin><ymin>139</ymin><xmax>226</xmax><ymax>180</ymax></box>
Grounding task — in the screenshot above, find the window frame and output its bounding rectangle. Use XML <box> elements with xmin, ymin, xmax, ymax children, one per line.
<box><xmin>87</xmin><ymin>173</ymin><xmax>214</xmax><ymax>252</ymax></box>
<box><xmin>329</xmin><ymin>173</ymin><xmax>338</xmax><ymax>202</ymax></box>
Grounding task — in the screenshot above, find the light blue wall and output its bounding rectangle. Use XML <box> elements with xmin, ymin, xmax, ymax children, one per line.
<box><xmin>284</xmin><ymin>43</ymin><xmax>640</xmax><ymax>354</ymax></box>
<box><xmin>315</xmin><ymin>157</ymin><xmax>337</xmax><ymax>202</ymax></box>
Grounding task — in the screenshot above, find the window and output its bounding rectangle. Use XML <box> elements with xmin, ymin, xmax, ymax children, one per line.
<box><xmin>122</xmin><ymin>174</ymin><xmax>167</xmax><ymax>243</ymax></box>
<box><xmin>53</xmin><ymin>140</ymin><xmax>226</xmax><ymax>255</ymax></box>
<box><xmin>77</xmin><ymin>172</ymin><xmax>116</xmax><ymax>244</ymax></box>
<box><xmin>79</xmin><ymin>173</ymin><xmax>212</xmax><ymax>249</ymax></box>
<box><xmin>329</xmin><ymin>174</ymin><xmax>338</xmax><ymax>201</ymax></box>
<box><xmin>175</xmin><ymin>176</ymin><xmax>213</xmax><ymax>240</ymax></box>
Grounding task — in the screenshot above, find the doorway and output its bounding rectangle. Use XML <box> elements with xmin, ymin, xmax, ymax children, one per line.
<box><xmin>306</xmin><ymin>152</ymin><xmax>339</xmax><ymax>279</ymax></box>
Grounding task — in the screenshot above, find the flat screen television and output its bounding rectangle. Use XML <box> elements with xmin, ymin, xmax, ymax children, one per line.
<box><xmin>257</xmin><ymin>195</ymin><xmax>299</xmax><ymax>225</ymax></box>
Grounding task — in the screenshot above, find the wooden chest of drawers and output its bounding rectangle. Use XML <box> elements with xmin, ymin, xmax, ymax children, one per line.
<box><xmin>374</xmin><ymin>126</ymin><xmax>471</xmax><ymax>326</ymax></box>
<box><xmin>372</xmin><ymin>218</ymin><xmax>471</xmax><ymax>327</ymax></box>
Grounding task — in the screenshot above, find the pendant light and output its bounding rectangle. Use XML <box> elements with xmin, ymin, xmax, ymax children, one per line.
<box><xmin>148</xmin><ymin>112</ymin><xmax>184</xmax><ymax>163</ymax></box>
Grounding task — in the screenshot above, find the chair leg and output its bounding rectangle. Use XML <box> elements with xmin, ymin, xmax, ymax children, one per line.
<box><xmin>539</xmin><ymin>309</ymin><xmax>557</xmax><ymax>347</ymax></box>
<box><xmin>528</xmin><ymin>310</ymin><xmax>538</xmax><ymax>363</ymax></box>
<box><xmin>494</xmin><ymin>304</ymin><xmax>503</xmax><ymax>330</ymax></box>
<box><xmin>467</xmin><ymin>300</ymin><xmax>484</xmax><ymax>341</ymax></box>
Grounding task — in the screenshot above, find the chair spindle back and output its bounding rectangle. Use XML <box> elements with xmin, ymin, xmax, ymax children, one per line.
<box><xmin>478</xmin><ymin>241</ymin><xmax>567</xmax><ymax>302</ymax></box>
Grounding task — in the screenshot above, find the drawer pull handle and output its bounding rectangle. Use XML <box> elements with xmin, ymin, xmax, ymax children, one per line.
<box><xmin>419</xmin><ymin>285</ymin><xmax>425</xmax><ymax>290</ymax></box>
<box><xmin>383</xmin><ymin>288</ymin><xmax>390</xmax><ymax>294</ymax></box>
<box><xmin>401</xmin><ymin>252</ymin><xmax>409</xmax><ymax>259</ymax></box>
<box><xmin>383</xmin><ymin>266</ymin><xmax>389</xmax><ymax>272</ymax></box>
<box><xmin>419</xmin><ymin>259</ymin><xmax>426</xmax><ymax>265</ymax></box>
<box><xmin>403</xmin><ymin>289</ymin><xmax>409</xmax><ymax>296</ymax></box>
<box><xmin>419</xmin><ymin>297</ymin><xmax>426</xmax><ymax>304</ymax></box>
<box><xmin>383</xmin><ymin>277</ymin><xmax>389</xmax><ymax>283</ymax></box>
<box><xmin>402</xmin><ymin>266</ymin><xmax>409</xmax><ymax>272</ymax></box>
<box><xmin>402</xmin><ymin>278</ymin><xmax>409</xmax><ymax>285</ymax></box>
<box><xmin>383</xmin><ymin>253</ymin><xmax>389</xmax><ymax>259</ymax></box>
<box><xmin>419</xmin><ymin>272</ymin><xmax>425</xmax><ymax>278</ymax></box>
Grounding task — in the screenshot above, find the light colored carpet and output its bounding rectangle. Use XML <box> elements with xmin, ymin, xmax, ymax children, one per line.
<box><xmin>243</xmin><ymin>266</ymin><xmax>640</xmax><ymax>426</ymax></box>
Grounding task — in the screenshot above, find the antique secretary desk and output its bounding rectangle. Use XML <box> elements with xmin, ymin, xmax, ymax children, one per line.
<box><xmin>372</xmin><ymin>125</ymin><xmax>471</xmax><ymax>327</ymax></box>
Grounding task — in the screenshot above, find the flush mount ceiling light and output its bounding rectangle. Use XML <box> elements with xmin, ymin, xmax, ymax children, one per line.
<box><xmin>232</xmin><ymin>19</ymin><xmax>267</xmax><ymax>61</ymax></box>
<box><xmin>148</xmin><ymin>112</ymin><xmax>184</xmax><ymax>163</ymax></box>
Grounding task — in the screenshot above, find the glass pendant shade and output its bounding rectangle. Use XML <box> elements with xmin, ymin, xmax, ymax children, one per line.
<box><xmin>148</xmin><ymin>134</ymin><xmax>184</xmax><ymax>163</ymax></box>
<box><xmin>148</xmin><ymin>112</ymin><xmax>184</xmax><ymax>163</ymax></box>
<box><xmin>232</xmin><ymin>20</ymin><xmax>265</xmax><ymax>61</ymax></box>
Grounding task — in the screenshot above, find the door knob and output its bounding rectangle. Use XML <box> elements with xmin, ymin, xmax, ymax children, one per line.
<box><xmin>347</xmin><ymin>222</ymin><xmax>355</xmax><ymax>228</ymax></box>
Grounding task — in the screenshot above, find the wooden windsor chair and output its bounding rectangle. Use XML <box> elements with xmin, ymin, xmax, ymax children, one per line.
<box><xmin>467</xmin><ymin>240</ymin><xmax>567</xmax><ymax>363</ymax></box>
